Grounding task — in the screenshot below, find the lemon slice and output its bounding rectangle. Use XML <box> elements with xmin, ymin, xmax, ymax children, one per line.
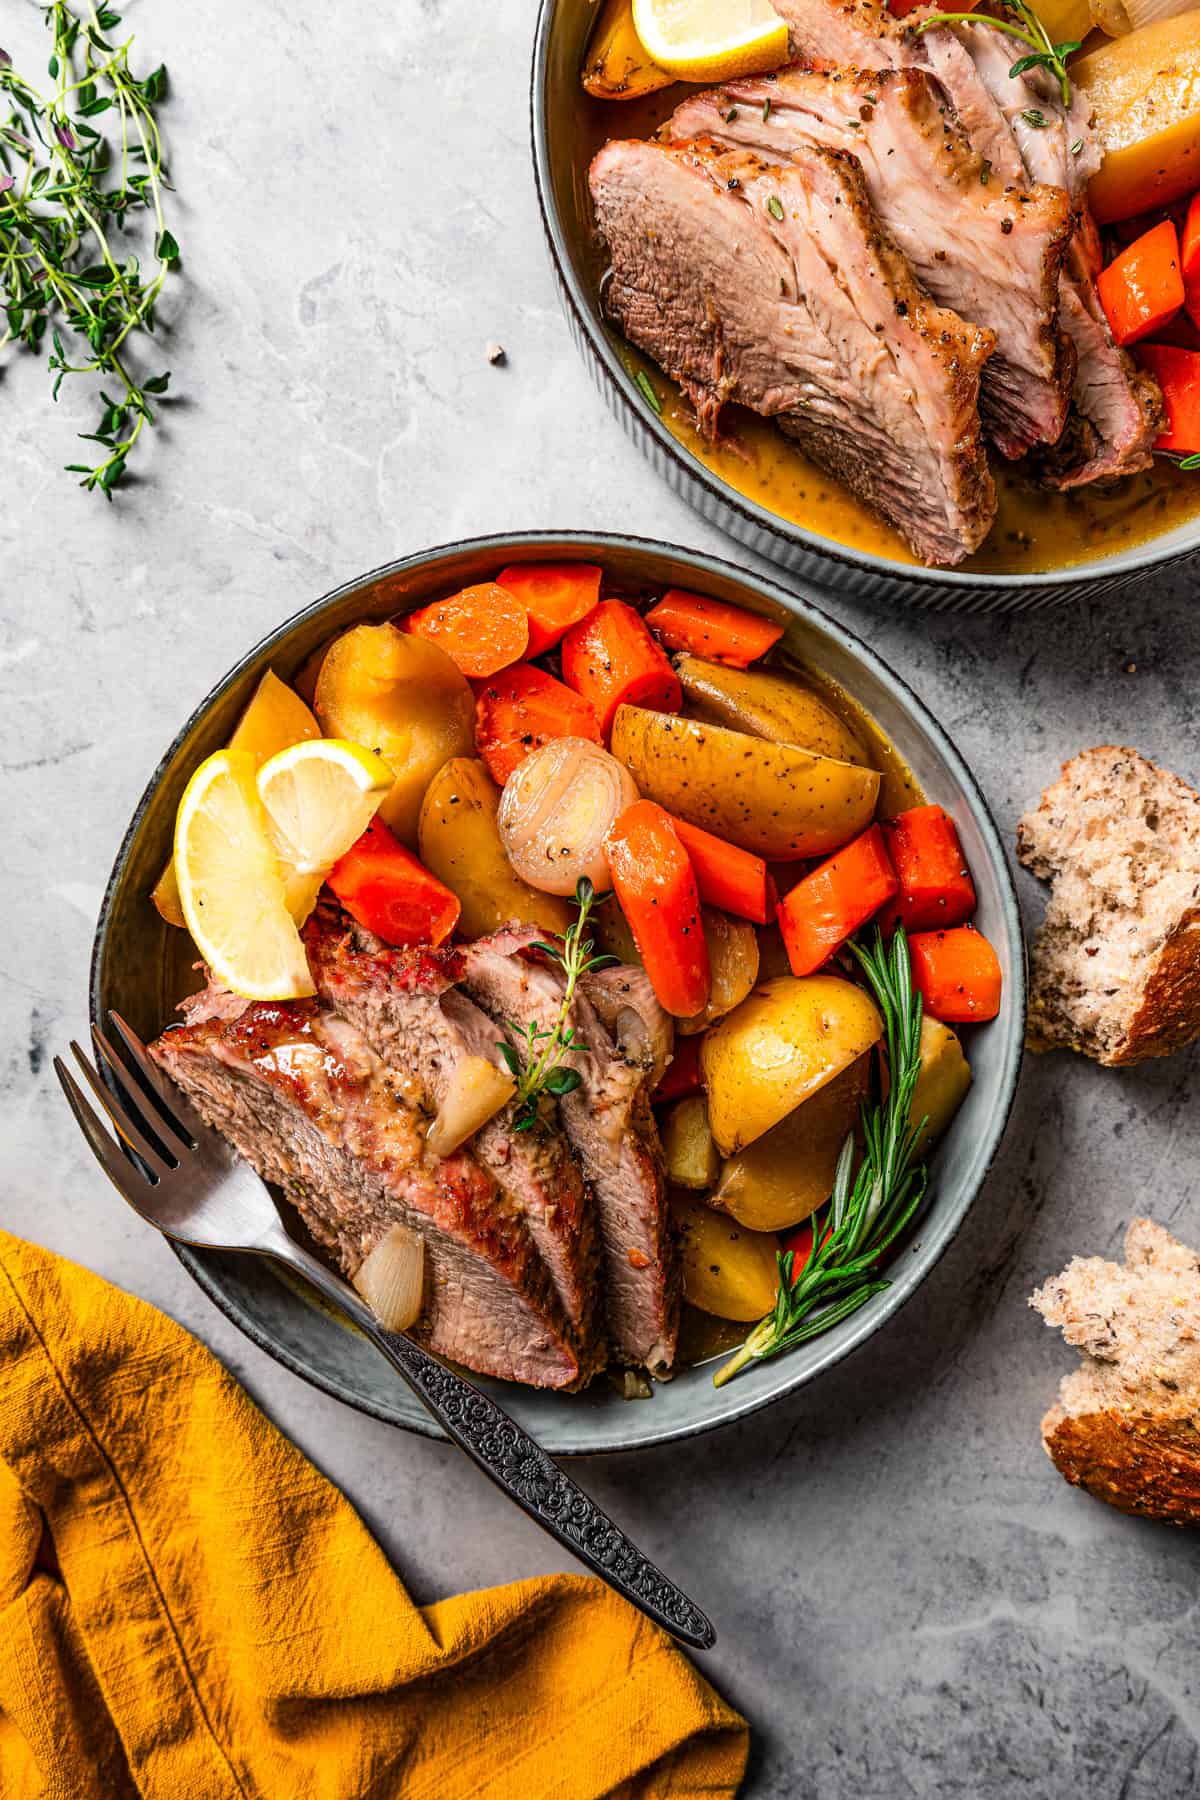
<box><xmin>174</xmin><ymin>749</ymin><xmax>315</xmax><ymax>1000</ymax></box>
<box><xmin>257</xmin><ymin>738</ymin><xmax>393</xmax><ymax>924</ymax></box>
<box><xmin>630</xmin><ymin>0</ymin><xmax>788</xmax><ymax>80</ymax></box>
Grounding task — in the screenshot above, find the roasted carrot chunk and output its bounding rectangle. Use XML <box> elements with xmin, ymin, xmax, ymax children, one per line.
<box><xmin>880</xmin><ymin>804</ymin><xmax>976</xmax><ymax>934</ymax></box>
<box><xmin>665</xmin><ymin>814</ymin><xmax>775</xmax><ymax>924</ymax></box>
<box><xmin>404</xmin><ymin>583</ymin><xmax>529</xmax><ymax>679</ymax></box>
<box><xmin>1097</xmin><ymin>220</ymin><xmax>1186</xmax><ymax>347</ymax></box>
<box><xmin>1183</xmin><ymin>192</ymin><xmax>1200</xmax><ymax>327</ymax></box>
<box><xmin>777</xmin><ymin>825</ymin><xmax>898</xmax><ymax>977</ymax></box>
<box><xmin>652</xmin><ymin>1033</ymin><xmax>704</xmax><ymax>1104</ymax></box>
<box><xmin>328</xmin><ymin>819</ymin><xmax>461</xmax><ymax>948</ymax></box>
<box><xmin>474</xmin><ymin>663</ymin><xmax>603</xmax><ymax>787</ymax></box>
<box><xmin>908</xmin><ymin>925</ymin><xmax>1002</xmax><ymax>1024</ymax></box>
<box><xmin>606</xmin><ymin>800</ymin><xmax>710</xmax><ymax>1018</ymax></box>
<box><xmin>1137</xmin><ymin>343</ymin><xmax>1200</xmax><ymax>454</ymax></box>
<box><xmin>644</xmin><ymin>589</ymin><xmax>784</xmax><ymax>668</ymax></box>
<box><xmin>560</xmin><ymin>599</ymin><xmax>682</xmax><ymax>741</ymax></box>
<box><xmin>494</xmin><ymin>562</ymin><xmax>602</xmax><ymax>658</ymax></box>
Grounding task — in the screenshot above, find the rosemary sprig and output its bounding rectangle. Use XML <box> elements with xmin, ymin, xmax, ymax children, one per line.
<box><xmin>499</xmin><ymin>877</ymin><xmax>615</xmax><ymax>1131</ymax></box>
<box><xmin>1179</xmin><ymin>454</ymin><xmax>1200</xmax><ymax>472</ymax></box>
<box><xmin>713</xmin><ymin>926</ymin><xmax>930</xmax><ymax>1388</ymax></box>
<box><xmin>0</xmin><ymin>2</ymin><xmax>176</xmax><ymax>496</ymax></box>
<box><xmin>911</xmin><ymin>1</ymin><xmax>1079</xmax><ymax>109</ymax></box>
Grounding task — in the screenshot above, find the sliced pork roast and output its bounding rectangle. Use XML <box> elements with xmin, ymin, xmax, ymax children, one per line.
<box><xmin>590</xmin><ymin>135</ymin><xmax>996</xmax><ymax>565</ymax></box>
<box><xmin>667</xmin><ymin>67</ymin><xmax>1074</xmax><ymax>458</ymax></box>
<box><xmin>459</xmin><ymin>927</ymin><xmax>680</xmax><ymax>1373</ymax></box>
<box><xmin>769</xmin><ymin>0</ymin><xmax>1162</xmax><ymax>483</ymax></box>
<box><xmin>153</xmin><ymin>998</ymin><xmax>584</xmax><ymax>1388</ymax></box>
<box><xmin>302</xmin><ymin>904</ymin><xmax>605</xmax><ymax>1373</ymax></box>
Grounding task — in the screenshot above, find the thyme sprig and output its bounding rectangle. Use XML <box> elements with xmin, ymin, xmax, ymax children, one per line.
<box><xmin>911</xmin><ymin>0</ymin><xmax>1079</xmax><ymax>108</ymax></box>
<box><xmin>0</xmin><ymin>2</ymin><xmax>176</xmax><ymax>496</ymax></box>
<box><xmin>714</xmin><ymin>927</ymin><xmax>930</xmax><ymax>1388</ymax></box>
<box><xmin>499</xmin><ymin>877</ymin><xmax>615</xmax><ymax>1131</ymax></box>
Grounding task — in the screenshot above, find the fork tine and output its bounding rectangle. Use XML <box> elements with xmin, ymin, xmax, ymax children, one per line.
<box><xmin>92</xmin><ymin>1024</ymin><xmax>191</xmax><ymax>1161</ymax></box>
<box><xmin>107</xmin><ymin>1012</ymin><xmax>201</xmax><ymax>1149</ymax></box>
<box><xmin>55</xmin><ymin>1056</ymin><xmax>157</xmax><ymax>1205</ymax></box>
<box><xmin>69</xmin><ymin>1042</ymin><xmax>171</xmax><ymax>1178</ymax></box>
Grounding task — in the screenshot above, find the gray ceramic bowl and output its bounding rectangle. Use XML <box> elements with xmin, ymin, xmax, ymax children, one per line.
<box><xmin>91</xmin><ymin>532</ymin><xmax>1025</xmax><ymax>1454</ymax></box>
<box><xmin>531</xmin><ymin>0</ymin><xmax>1200</xmax><ymax>614</ymax></box>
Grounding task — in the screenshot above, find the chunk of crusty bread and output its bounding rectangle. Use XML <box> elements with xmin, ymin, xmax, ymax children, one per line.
<box><xmin>1017</xmin><ymin>746</ymin><xmax>1200</xmax><ymax>1064</ymax></box>
<box><xmin>1031</xmin><ymin>1218</ymin><xmax>1200</xmax><ymax>1525</ymax></box>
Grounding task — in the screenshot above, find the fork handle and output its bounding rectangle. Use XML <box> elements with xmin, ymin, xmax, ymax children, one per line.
<box><xmin>263</xmin><ymin>1234</ymin><xmax>715</xmax><ymax>1650</ymax></box>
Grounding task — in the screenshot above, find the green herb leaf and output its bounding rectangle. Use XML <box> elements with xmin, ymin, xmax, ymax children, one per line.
<box><xmin>633</xmin><ymin>368</ymin><xmax>662</xmax><ymax>415</ymax></box>
<box><xmin>766</xmin><ymin>194</ymin><xmax>784</xmax><ymax>221</ymax></box>
<box><xmin>1179</xmin><ymin>454</ymin><xmax>1200</xmax><ymax>471</ymax></box>
<box><xmin>1021</xmin><ymin>108</ymin><xmax>1047</xmax><ymax>127</ymax></box>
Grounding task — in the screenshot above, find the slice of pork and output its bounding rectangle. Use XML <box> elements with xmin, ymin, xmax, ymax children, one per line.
<box><xmin>153</xmin><ymin>999</ymin><xmax>583</xmax><ymax>1388</ymax></box>
<box><xmin>590</xmin><ymin>135</ymin><xmax>996</xmax><ymax>566</ymax></box>
<box><xmin>460</xmin><ymin>927</ymin><xmax>680</xmax><ymax>1373</ymax></box>
<box><xmin>302</xmin><ymin>905</ymin><xmax>604</xmax><ymax>1371</ymax></box>
<box><xmin>667</xmin><ymin>67</ymin><xmax>1074</xmax><ymax>457</ymax></box>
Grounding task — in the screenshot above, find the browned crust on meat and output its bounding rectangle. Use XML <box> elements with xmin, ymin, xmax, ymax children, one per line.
<box><xmin>1042</xmin><ymin>1406</ymin><xmax>1200</xmax><ymax>1526</ymax></box>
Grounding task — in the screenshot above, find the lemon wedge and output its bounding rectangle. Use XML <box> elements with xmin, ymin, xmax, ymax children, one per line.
<box><xmin>257</xmin><ymin>738</ymin><xmax>393</xmax><ymax>924</ymax></box>
<box><xmin>630</xmin><ymin>0</ymin><xmax>788</xmax><ymax>81</ymax></box>
<box><xmin>174</xmin><ymin>749</ymin><xmax>315</xmax><ymax>1000</ymax></box>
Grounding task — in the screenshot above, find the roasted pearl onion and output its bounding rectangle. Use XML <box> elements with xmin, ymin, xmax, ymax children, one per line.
<box><xmin>498</xmin><ymin>737</ymin><xmax>639</xmax><ymax>896</ymax></box>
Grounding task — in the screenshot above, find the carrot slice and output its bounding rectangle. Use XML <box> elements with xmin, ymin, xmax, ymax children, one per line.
<box><xmin>1097</xmin><ymin>220</ymin><xmax>1186</xmax><ymax>347</ymax></box>
<box><xmin>644</xmin><ymin>589</ymin><xmax>784</xmax><ymax>668</ymax></box>
<box><xmin>560</xmin><ymin>600</ymin><xmax>682</xmax><ymax>741</ymax></box>
<box><xmin>404</xmin><ymin>583</ymin><xmax>529</xmax><ymax>679</ymax></box>
<box><xmin>605</xmin><ymin>800</ymin><xmax>710</xmax><ymax>1018</ymax></box>
<box><xmin>495</xmin><ymin>562</ymin><xmax>602</xmax><ymax>658</ymax></box>
<box><xmin>1184</xmin><ymin>192</ymin><xmax>1200</xmax><ymax>328</ymax></box>
<box><xmin>652</xmin><ymin>1033</ymin><xmax>703</xmax><ymax>1104</ymax></box>
<box><xmin>908</xmin><ymin>925</ymin><xmax>1002</xmax><ymax>1024</ymax></box>
<box><xmin>327</xmin><ymin>819</ymin><xmax>460</xmax><ymax>948</ymax></box>
<box><xmin>474</xmin><ymin>663</ymin><xmax>602</xmax><ymax>787</ymax></box>
<box><xmin>880</xmin><ymin>804</ymin><xmax>976</xmax><ymax>934</ymax></box>
<box><xmin>777</xmin><ymin>825</ymin><xmax>898</xmax><ymax>977</ymax></box>
<box><xmin>1138</xmin><ymin>343</ymin><xmax>1200</xmax><ymax>454</ymax></box>
<box><xmin>666</xmin><ymin>814</ymin><xmax>775</xmax><ymax>924</ymax></box>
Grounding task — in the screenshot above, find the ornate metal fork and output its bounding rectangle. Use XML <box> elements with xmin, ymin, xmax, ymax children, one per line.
<box><xmin>55</xmin><ymin>1015</ymin><xmax>714</xmax><ymax>1650</ymax></box>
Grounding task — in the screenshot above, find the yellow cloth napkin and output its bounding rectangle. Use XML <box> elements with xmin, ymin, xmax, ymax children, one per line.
<box><xmin>0</xmin><ymin>1230</ymin><xmax>747</xmax><ymax>1799</ymax></box>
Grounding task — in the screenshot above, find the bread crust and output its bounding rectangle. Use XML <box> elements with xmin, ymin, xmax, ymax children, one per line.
<box><xmin>1042</xmin><ymin>1404</ymin><xmax>1200</xmax><ymax>1526</ymax></box>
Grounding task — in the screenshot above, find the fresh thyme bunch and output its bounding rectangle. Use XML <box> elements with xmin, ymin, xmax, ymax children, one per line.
<box><xmin>714</xmin><ymin>926</ymin><xmax>931</xmax><ymax>1388</ymax></box>
<box><xmin>499</xmin><ymin>877</ymin><xmax>615</xmax><ymax>1131</ymax></box>
<box><xmin>0</xmin><ymin>1</ymin><xmax>176</xmax><ymax>496</ymax></box>
<box><xmin>911</xmin><ymin>0</ymin><xmax>1079</xmax><ymax>110</ymax></box>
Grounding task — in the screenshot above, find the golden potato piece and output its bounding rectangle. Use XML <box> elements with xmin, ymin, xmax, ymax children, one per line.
<box><xmin>678</xmin><ymin>908</ymin><xmax>760</xmax><ymax>1036</ymax></box>
<box><xmin>581</xmin><ymin>0</ymin><xmax>674</xmax><ymax>100</ymax></box>
<box><xmin>662</xmin><ymin>1096</ymin><xmax>720</xmax><ymax>1190</ymax></box>
<box><xmin>675</xmin><ymin>654</ymin><xmax>869</xmax><ymax>766</ymax></box>
<box><xmin>711</xmin><ymin>1052</ymin><xmax>870</xmax><ymax>1232</ymax></box>
<box><xmin>315</xmin><ymin>624</ymin><xmax>474</xmax><ymax>845</ymax></box>
<box><xmin>592</xmin><ymin>895</ymin><xmax>644</xmax><ymax>968</ymax></box>
<box><xmin>673</xmin><ymin>1195</ymin><xmax>780</xmax><ymax>1322</ymax></box>
<box><xmin>1074</xmin><ymin>17</ymin><xmax>1200</xmax><ymax>223</ymax></box>
<box><xmin>418</xmin><ymin>758</ymin><xmax>572</xmax><ymax>941</ymax></box>
<box><xmin>701</xmin><ymin>974</ymin><xmax>883</xmax><ymax>1156</ymax></box>
<box><xmin>611</xmin><ymin>705</ymin><xmax>879</xmax><ymax>860</ymax></box>
<box><xmin>910</xmin><ymin>1016</ymin><xmax>971</xmax><ymax>1156</ymax></box>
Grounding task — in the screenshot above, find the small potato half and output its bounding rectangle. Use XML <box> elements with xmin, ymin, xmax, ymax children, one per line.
<box><xmin>909</xmin><ymin>1016</ymin><xmax>972</xmax><ymax>1155</ymax></box>
<box><xmin>315</xmin><ymin>623</ymin><xmax>474</xmax><ymax>845</ymax></box>
<box><xmin>711</xmin><ymin>1051</ymin><xmax>870</xmax><ymax>1233</ymax></box>
<box><xmin>675</xmin><ymin>654</ymin><xmax>869</xmax><ymax>766</ymax></box>
<box><xmin>662</xmin><ymin>1096</ymin><xmax>720</xmax><ymax>1190</ymax></box>
<box><xmin>611</xmin><ymin>705</ymin><xmax>879</xmax><ymax>860</ymax></box>
<box><xmin>678</xmin><ymin>909</ymin><xmax>760</xmax><ymax>1036</ymax></box>
<box><xmin>418</xmin><ymin>758</ymin><xmax>572</xmax><ymax>941</ymax></box>
<box><xmin>701</xmin><ymin>974</ymin><xmax>883</xmax><ymax>1156</ymax></box>
<box><xmin>672</xmin><ymin>1195</ymin><xmax>780</xmax><ymax>1322</ymax></box>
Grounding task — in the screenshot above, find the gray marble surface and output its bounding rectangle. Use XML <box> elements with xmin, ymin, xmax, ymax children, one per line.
<box><xmin>3</xmin><ymin>1</ymin><xmax>1200</xmax><ymax>1793</ymax></box>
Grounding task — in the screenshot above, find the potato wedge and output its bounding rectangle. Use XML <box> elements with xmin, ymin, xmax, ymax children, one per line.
<box><xmin>678</xmin><ymin>908</ymin><xmax>760</xmax><ymax>1035</ymax></box>
<box><xmin>910</xmin><ymin>1016</ymin><xmax>972</xmax><ymax>1156</ymax></box>
<box><xmin>315</xmin><ymin>624</ymin><xmax>474</xmax><ymax>845</ymax></box>
<box><xmin>672</xmin><ymin>1195</ymin><xmax>780</xmax><ymax>1321</ymax></box>
<box><xmin>592</xmin><ymin>895</ymin><xmax>645</xmax><ymax>968</ymax></box>
<box><xmin>418</xmin><ymin>758</ymin><xmax>573</xmax><ymax>941</ymax></box>
<box><xmin>1075</xmin><ymin>17</ymin><xmax>1200</xmax><ymax>223</ymax></box>
<box><xmin>611</xmin><ymin>705</ymin><xmax>880</xmax><ymax>860</ymax></box>
<box><xmin>702</xmin><ymin>974</ymin><xmax>883</xmax><ymax>1155</ymax></box>
<box><xmin>1029</xmin><ymin>0</ymin><xmax>1090</xmax><ymax>44</ymax></box>
<box><xmin>675</xmin><ymin>654</ymin><xmax>869</xmax><ymax>766</ymax></box>
<box><xmin>711</xmin><ymin>1052</ymin><xmax>870</xmax><ymax>1232</ymax></box>
<box><xmin>662</xmin><ymin>1096</ymin><xmax>720</xmax><ymax>1189</ymax></box>
<box><xmin>581</xmin><ymin>0</ymin><xmax>674</xmax><ymax>100</ymax></box>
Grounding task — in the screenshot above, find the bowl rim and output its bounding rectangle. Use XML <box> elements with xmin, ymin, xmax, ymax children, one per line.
<box><xmin>529</xmin><ymin>0</ymin><xmax>1199</xmax><ymax>596</ymax></box>
<box><xmin>90</xmin><ymin>529</ymin><xmax>1026</xmax><ymax>1454</ymax></box>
